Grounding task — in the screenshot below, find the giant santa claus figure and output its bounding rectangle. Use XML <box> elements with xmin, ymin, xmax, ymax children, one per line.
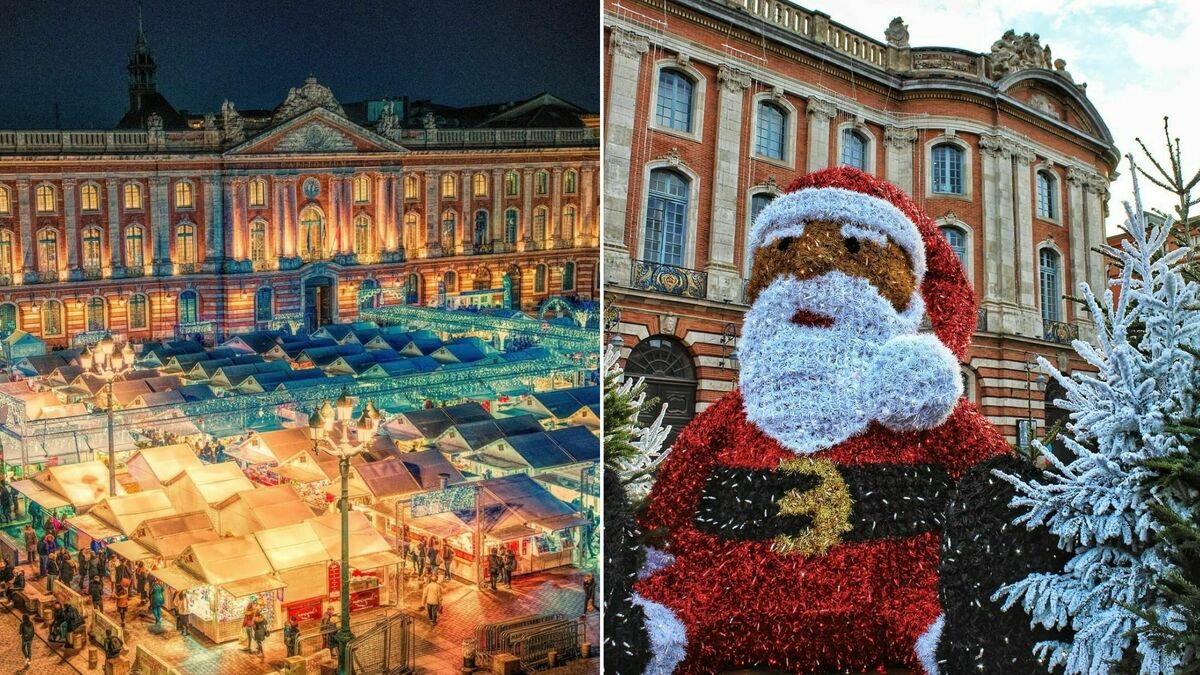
<box><xmin>628</xmin><ymin>167</ymin><xmax>1021</xmax><ymax>674</ymax></box>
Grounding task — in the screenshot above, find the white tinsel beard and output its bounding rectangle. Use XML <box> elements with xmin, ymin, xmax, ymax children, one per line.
<box><xmin>739</xmin><ymin>271</ymin><xmax>963</xmax><ymax>455</ymax></box>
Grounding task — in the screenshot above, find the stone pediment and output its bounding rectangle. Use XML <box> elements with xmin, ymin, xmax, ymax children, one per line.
<box><xmin>225</xmin><ymin>107</ymin><xmax>405</xmax><ymax>155</ymax></box>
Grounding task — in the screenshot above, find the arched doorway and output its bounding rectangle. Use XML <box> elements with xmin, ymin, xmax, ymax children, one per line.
<box><xmin>506</xmin><ymin>266</ymin><xmax>522</xmax><ymax>310</ymax></box>
<box><xmin>625</xmin><ymin>336</ymin><xmax>697</xmax><ymax>447</ymax></box>
<box><xmin>303</xmin><ymin>274</ymin><xmax>335</xmax><ymax>332</ymax></box>
<box><xmin>403</xmin><ymin>273</ymin><xmax>422</xmax><ymax>305</ymax></box>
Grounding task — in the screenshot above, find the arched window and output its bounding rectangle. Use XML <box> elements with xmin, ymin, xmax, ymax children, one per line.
<box><xmin>36</xmin><ymin>184</ymin><xmax>56</xmax><ymax>213</ymax></box>
<box><xmin>643</xmin><ymin>169</ymin><xmax>688</xmax><ymax>266</ymax></box>
<box><xmin>932</xmin><ymin>144</ymin><xmax>964</xmax><ymax>195</ymax></box>
<box><xmin>474</xmin><ymin>210</ymin><xmax>489</xmax><ymax>247</ymax></box>
<box><xmin>504</xmin><ymin>171</ymin><xmax>520</xmax><ymax>197</ymax></box>
<box><xmin>444</xmin><ymin>270</ymin><xmax>458</xmax><ymax>293</ymax></box>
<box><xmin>403</xmin><ymin>175</ymin><xmax>419</xmax><ymax>200</ymax></box>
<box><xmin>175</xmin><ymin>223</ymin><xmax>196</xmax><ymax>264</ymax></box>
<box><xmin>535</xmin><ymin>264</ymin><xmax>547</xmax><ymax>293</ymax></box>
<box><xmin>535</xmin><ymin>171</ymin><xmax>549</xmax><ymax>196</ymax></box>
<box><xmin>125</xmin><ymin>226</ymin><xmax>144</xmax><ymax>268</ymax></box>
<box><xmin>80</xmin><ymin>183</ymin><xmax>100</xmax><ymax>212</ymax></box>
<box><xmin>122</xmin><ymin>182</ymin><xmax>142</xmax><ymax>210</ymax></box>
<box><xmin>750</xmin><ymin>193</ymin><xmax>775</xmax><ymax>227</ymax></box>
<box><xmin>562</xmin><ymin>261</ymin><xmax>576</xmax><ymax>291</ymax></box>
<box><xmin>532</xmin><ymin>207</ymin><xmax>548</xmax><ymax>243</ymax></box>
<box><xmin>441</xmin><ymin>210</ymin><xmax>457</xmax><ymax>248</ymax></box>
<box><xmin>0</xmin><ymin>303</ymin><xmax>16</xmax><ymax>333</ymax></box>
<box><xmin>561</xmin><ymin>206</ymin><xmax>576</xmax><ymax>242</ymax></box>
<box><xmin>1037</xmin><ymin>170</ymin><xmax>1057</xmax><ymax>219</ymax></box>
<box><xmin>248</xmin><ymin>178</ymin><xmax>267</xmax><ymax>208</ymax></box>
<box><xmin>175</xmin><ymin>181</ymin><xmax>194</xmax><ymax>209</ymax></box>
<box><xmin>473</xmin><ymin>268</ymin><xmax>492</xmax><ymax>291</ymax></box>
<box><xmin>625</xmin><ymin>336</ymin><xmax>697</xmax><ymax>444</ymax></box>
<box><xmin>82</xmin><ymin>227</ymin><xmax>103</xmax><ymax>271</ymax></box>
<box><xmin>255</xmin><ymin>287</ymin><xmax>273</xmax><ymax>322</ymax></box>
<box><xmin>129</xmin><ymin>294</ymin><xmax>148</xmax><ymax>330</ymax></box>
<box><xmin>504</xmin><ymin>209</ymin><xmax>519</xmax><ymax>244</ymax></box>
<box><xmin>354</xmin><ymin>215</ymin><xmax>375</xmax><ymax>257</ymax></box>
<box><xmin>472</xmin><ymin>173</ymin><xmax>488</xmax><ymax>198</ymax></box>
<box><xmin>403</xmin><ymin>212</ymin><xmax>420</xmax><ymax>251</ymax></box>
<box><xmin>841</xmin><ymin>128</ymin><xmax>868</xmax><ymax>170</ymax></box>
<box><xmin>353</xmin><ymin>174</ymin><xmax>371</xmax><ymax>204</ymax></box>
<box><xmin>86</xmin><ymin>296</ymin><xmax>106</xmax><ymax>332</ymax></box>
<box><xmin>441</xmin><ymin>174</ymin><xmax>457</xmax><ymax>199</ymax></box>
<box><xmin>358</xmin><ymin>278</ymin><xmax>379</xmax><ymax>310</ymax></box>
<box><xmin>0</xmin><ymin>186</ymin><xmax>10</xmax><ymax>215</ymax></box>
<box><xmin>656</xmin><ymin>69</ymin><xmax>694</xmax><ymax>132</ymax></box>
<box><xmin>563</xmin><ymin>170</ymin><xmax>578</xmax><ymax>195</ymax></box>
<box><xmin>250</xmin><ymin>220</ymin><xmax>268</xmax><ymax>267</ymax></box>
<box><xmin>41</xmin><ymin>299</ymin><xmax>63</xmax><ymax>336</ymax></box>
<box><xmin>300</xmin><ymin>206</ymin><xmax>325</xmax><ymax>260</ymax></box>
<box><xmin>756</xmin><ymin>102</ymin><xmax>787</xmax><ymax>160</ymax></box>
<box><xmin>403</xmin><ymin>273</ymin><xmax>421</xmax><ymax>304</ymax></box>
<box><xmin>178</xmin><ymin>290</ymin><xmax>199</xmax><ymax>324</ymax></box>
<box><xmin>0</xmin><ymin>230</ymin><xmax>13</xmax><ymax>276</ymax></box>
<box><xmin>1040</xmin><ymin>249</ymin><xmax>1062</xmax><ymax>323</ymax></box>
<box><xmin>37</xmin><ymin>229</ymin><xmax>58</xmax><ymax>271</ymax></box>
<box><xmin>941</xmin><ymin>226</ymin><xmax>967</xmax><ymax>266</ymax></box>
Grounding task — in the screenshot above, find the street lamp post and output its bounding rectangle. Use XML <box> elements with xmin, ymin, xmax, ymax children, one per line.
<box><xmin>80</xmin><ymin>335</ymin><xmax>136</xmax><ymax>496</ymax></box>
<box><xmin>308</xmin><ymin>389</ymin><xmax>380</xmax><ymax>675</ymax></box>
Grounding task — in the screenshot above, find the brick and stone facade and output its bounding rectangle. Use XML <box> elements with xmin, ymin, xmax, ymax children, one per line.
<box><xmin>603</xmin><ymin>0</ymin><xmax>1119</xmax><ymax>445</ymax></box>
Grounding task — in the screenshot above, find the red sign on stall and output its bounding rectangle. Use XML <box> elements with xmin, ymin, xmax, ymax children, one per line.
<box><xmin>327</xmin><ymin>562</ymin><xmax>340</xmax><ymax>596</ymax></box>
<box><xmin>285</xmin><ymin>598</ymin><xmax>324</xmax><ymax>623</ymax></box>
<box><xmin>349</xmin><ymin>587</ymin><xmax>380</xmax><ymax>612</ymax></box>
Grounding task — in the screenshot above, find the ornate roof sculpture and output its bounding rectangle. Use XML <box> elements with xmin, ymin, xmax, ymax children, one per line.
<box><xmin>271</xmin><ymin>76</ymin><xmax>347</xmax><ymax>124</ymax></box>
<box><xmin>989</xmin><ymin>29</ymin><xmax>1077</xmax><ymax>86</ymax></box>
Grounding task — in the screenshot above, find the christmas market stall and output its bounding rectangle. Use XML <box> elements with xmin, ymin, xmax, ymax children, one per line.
<box><xmin>123</xmin><ymin>444</ymin><xmax>204</xmax><ymax>491</ymax></box>
<box><xmin>380</xmin><ymin>402</ymin><xmax>493</xmax><ymax>447</ymax></box>
<box><xmin>308</xmin><ymin>511</ymin><xmax>403</xmax><ymax>612</ymax></box>
<box><xmin>162</xmin><ymin>462</ymin><xmax>256</xmax><ymax>534</ymax></box>
<box><xmin>11</xmin><ymin>460</ymin><xmax>126</xmax><ymax>548</ymax></box>
<box><xmin>155</xmin><ymin>535</ymin><xmax>287</xmax><ymax>642</ymax></box>
<box><xmin>226</xmin><ymin>428</ymin><xmax>314</xmax><ymax>486</ymax></box>
<box><xmin>107</xmin><ymin>510</ymin><xmax>218</xmax><ymax>569</ymax></box>
<box><xmin>65</xmin><ymin>488</ymin><xmax>176</xmax><ymax>551</ymax></box>
<box><xmin>503</xmin><ymin>387</ymin><xmax>600</xmax><ymax>431</ymax></box>
<box><xmin>213</xmin><ymin>483</ymin><xmax>318</xmax><ymax>537</ymax></box>
<box><xmin>251</xmin><ymin>522</ymin><xmax>333</xmax><ymax>623</ymax></box>
<box><xmin>431</xmin><ymin>414</ymin><xmax>544</xmax><ymax>462</ymax></box>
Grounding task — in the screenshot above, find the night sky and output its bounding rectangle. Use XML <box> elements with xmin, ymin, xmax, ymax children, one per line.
<box><xmin>0</xmin><ymin>0</ymin><xmax>600</xmax><ymax>129</ymax></box>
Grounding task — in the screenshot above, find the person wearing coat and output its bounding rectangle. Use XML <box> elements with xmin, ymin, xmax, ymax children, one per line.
<box><xmin>242</xmin><ymin>602</ymin><xmax>258</xmax><ymax>651</ymax></box>
<box><xmin>487</xmin><ymin>549</ymin><xmax>501</xmax><ymax>591</ymax></box>
<box><xmin>283</xmin><ymin>615</ymin><xmax>301</xmax><ymax>657</ymax></box>
<box><xmin>23</xmin><ymin>525</ymin><xmax>37</xmax><ymax>566</ymax></box>
<box><xmin>252</xmin><ymin>610</ymin><xmax>269</xmax><ymax>655</ymax></box>
<box><xmin>416</xmin><ymin>537</ymin><xmax>427</xmax><ymax>577</ymax></box>
<box><xmin>149</xmin><ymin>580</ymin><xmax>165</xmax><ymax>625</ymax></box>
<box><xmin>174</xmin><ymin>593</ymin><xmax>190</xmax><ymax>637</ymax></box>
<box><xmin>90</xmin><ymin>575</ymin><xmax>104</xmax><ymax>608</ymax></box>
<box><xmin>320</xmin><ymin>608</ymin><xmax>337</xmax><ymax>658</ymax></box>
<box><xmin>423</xmin><ymin>576</ymin><xmax>444</xmax><ymax>625</ymax></box>
<box><xmin>503</xmin><ymin>548</ymin><xmax>516</xmax><ymax>588</ymax></box>
<box><xmin>10</xmin><ymin>569</ymin><xmax>26</xmax><ymax>605</ymax></box>
<box><xmin>427</xmin><ymin>539</ymin><xmax>440</xmax><ymax>574</ymax></box>
<box><xmin>19</xmin><ymin>614</ymin><xmax>34</xmax><ymax>667</ymax></box>
<box><xmin>45</xmin><ymin>553</ymin><xmax>59</xmax><ymax>593</ymax></box>
<box><xmin>442</xmin><ymin>540</ymin><xmax>453</xmax><ymax>580</ymax></box>
<box><xmin>115</xmin><ymin>579</ymin><xmax>131</xmax><ymax>627</ymax></box>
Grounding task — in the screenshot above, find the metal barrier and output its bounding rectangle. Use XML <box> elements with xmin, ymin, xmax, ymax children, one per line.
<box><xmin>296</xmin><ymin>609</ymin><xmax>397</xmax><ymax>657</ymax></box>
<box><xmin>132</xmin><ymin>644</ymin><xmax>181</xmax><ymax>675</ymax></box>
<box><xmin>346</xmin><ymin>612</ymin><xmax>415</xmax><ymax>675</ymax></box>
<box><xmin>513</xmin><ymin>619</ymin><xmax>585</xmax><ymax>671</ymax></box>
<box><xmin>474</xmin><ymin>613</ymin><xmax>564</xmax><ymax>666</ymax></box>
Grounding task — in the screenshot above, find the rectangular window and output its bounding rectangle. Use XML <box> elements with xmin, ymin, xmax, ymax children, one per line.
<box><xmin>932</xmin><ymin>145</ymin><xmax>964</xmax><ymax>195</ymax></box>
<box><xmin>129</xmin><ymin>296</ymin><xmax>147</xmax><ymax>329</ymax></box>
<box><xmin>656</xmin><ymin>70</ymin><xmax>693</xmax><ymax>132</ymax></box>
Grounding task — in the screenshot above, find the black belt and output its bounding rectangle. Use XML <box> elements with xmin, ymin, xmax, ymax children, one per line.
<box><xmin>694</xmin><ymin>459</ymin><xmax>953</xmax><ymax>553</ymax></box>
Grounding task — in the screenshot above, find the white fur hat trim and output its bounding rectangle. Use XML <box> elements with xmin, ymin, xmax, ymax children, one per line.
<box><xmin>751</xmin><ymin>187</ymin><xmax>927</xmax><ymax>281</ymax></box>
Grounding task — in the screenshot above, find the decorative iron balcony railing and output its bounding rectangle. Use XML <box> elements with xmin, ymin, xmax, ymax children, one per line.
<box><xmin>1042</xmin><ymin>319</ymin><xmax>1078</xmax><ymax>344</ymax></box>
<box><xmin>630</xmin><ymin>260</ymin><xmax>708</xmax><ymax>300</ymax></box>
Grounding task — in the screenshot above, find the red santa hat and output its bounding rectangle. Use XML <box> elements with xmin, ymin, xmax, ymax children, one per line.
<box><xmin>750</xmin><ymin>166</ymin><xmax>977</xmax><ymax>360</ymax></box>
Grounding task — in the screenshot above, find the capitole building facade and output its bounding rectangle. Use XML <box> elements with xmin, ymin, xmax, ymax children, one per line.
<box><xmin>603</xmin><ymin>0</ymin><xmax>1119</xmax><ymax>445</ymax></box>
<box><xmin>0</xmin><ymin>23</ymin><xmax>599</xmax><ymax>347</ymax></box>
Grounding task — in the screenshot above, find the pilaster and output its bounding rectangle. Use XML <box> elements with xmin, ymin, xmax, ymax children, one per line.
<box><xmin>106</xmin><ymin>178</ymin><xmax>122</xmax><ymax>275</ymax></box>
<box><xmin>491</xmin><ymin>169</ymin><xmax>504</xmax><ymax>245</ymax></box>
<box><xmin>550</xmin><ymin>167</ymin><xmax>564</xmax><ymax>248</ymax></box>
<box><xmin>805</xmin><ymin>97</ymin><xmax>838</xmax><ymax>172</ymax></box>
<box><xmin>1013</xmin><ymin>145</ymin><xmax>1036</xmax><ymax>309</ymax></box>
<box><xmin>707</xmin><ymin>64</ymin><xmax>752</xmax><ymax>302</ymax></box>
<box><xmin>1066</xmin><ymin>167</ymin><xmax>1089</xmax><ymax>318</ymax></box>
<box><xmin>63</xmin><ymin>178</ymin><xmax>80</xmax><ymax>280</ymax></box>
<box><xmin>883</xmin><ymin>126</ymin><xmax>918</xmax><ymax>195</ymax></box>
<box><xmin>151</xmin><ymin>176</ymin><xmax>172</xmax><ymax>276</ymax></box>
<box><xmin>604</xmin><ymin>27</ymin><xmax>650</xmax><ymax>287</ymax></box>
<box><xmin>520</xmin><ymin>168</ymin><xmax>534</xmax><ymax>252</ymax></box>
<box><xmin>17</xmin><ymin>180</ymin><xmax>33</xmax><ymax>282</ymax></box>
<box><xmin>424</xmin><ymin>170</ymin><xmax>440</xmax><ymax>257</ymax></box>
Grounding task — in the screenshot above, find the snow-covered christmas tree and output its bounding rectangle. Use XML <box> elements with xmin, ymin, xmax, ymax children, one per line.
<box><xmin>993</xmin><ymin>160</ymin><xmax>1193</xmax><ymax>674</ymax></box>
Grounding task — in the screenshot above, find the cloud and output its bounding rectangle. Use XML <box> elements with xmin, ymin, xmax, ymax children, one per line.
<box><xmin>801</xmin><ymin>0</ymin><xmax>1200</xmax><ymax>232</ymax></box>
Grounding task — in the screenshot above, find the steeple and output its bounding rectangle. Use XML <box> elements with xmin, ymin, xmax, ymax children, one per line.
<box><xmin>127</xmin><ymin>0</ymin><xmax>157</xmax><ymax>111</ymax></box>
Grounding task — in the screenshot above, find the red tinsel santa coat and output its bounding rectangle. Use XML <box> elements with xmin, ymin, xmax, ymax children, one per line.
<box><xmin>635</xmin><ymin>392</ymin><xmax>1009</xmax><ymax>673</ymax></box>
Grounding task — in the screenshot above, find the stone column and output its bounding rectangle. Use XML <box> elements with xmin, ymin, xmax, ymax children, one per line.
<box><xmin>805</xmin><ymin>97</ymin><xmax>838</xmax><ymax>172</ymax></box>
<box><xmin>388</xmin><ymin>173</ymin><xmax>401</xmax><ymax>252</ymax></box>
<box><xmin>203</xmin><ymin>175</ymin><xmax>223</xmax><ymax>271</ymax></box>
<box><xmin>1013</xmin><ymin>146</ymin><xmax>1036</xmax><ymax>309</ymax></box>
<box><xmin>151</xmin><ymin>177</ymin><xmax>172</xmax><ymax>275</ymax></box>
<box><xmin>63</xmin><ymin>178</ymin><xmax>80</xmax><ymax>279</ymax></box>
<box><xmin>17</xmin><ymin>179</ymin><xmax>33</xmax><ymax>282</ymax></box>
<box><xmin>372</xmin><ymin>173</ymin><xmax>386</xmax><ymax>258</ymax></box>
<box><xmin>424</xmin><ymin>170</ymin><xmax>440</xmax><ymax>256</ymax></box>
<box><xmin>286</xmin><ymin>178</ymin><xmax>299</xmax><ymax>258</ymax></box>
<box><xmin>106</xmin><ymin>178</ymin><xmax>122</xmax><ymax>274</ymax></box>
<box><xmin>520</xmin><ymin>168</ymin><xmax>534</xmax><ymax>251</ymax></box>
<box><xmin>223</xmin><ymin>179</ymin><xmax>238</xmax><ymax>267</ymax></box>
<box><xmin>492</xmin><ymin>169</ymin><xmax>504</xmax><ymax>245</ymax></box>
<box><xmin>604</xmin><ymin>27</ymin><xmax>650</xmax><ymax>286</ymax></box>
<box><xmin>550</xmin><ymin>167</ymin><xmax>564</xmax><ymax>248</ymax></box>
<box><xmin>342</xmin><ymin>174</ymin><xmax>354</xmax><ymax>254</ymax></box>
<box><xmin>1085</xmin><ymin>176</ymin><xmax>1109</xmax><ymax>300</ymax></box>
<box><xmin>1066</xmin><ymin>167</ymin><xmax>1088</xmax><ymax>312</ymax></box>
<box><xmin>707</xmin><ymin>64</ymin><xmax>752</xmax><ymax>302</ymax></box>
<box><xmin>273</xmin><ymin>178</ymin><xmax>286</xmax><ymax>261</ymax></box>
<box><xmin>460</xmin><ymin>172</ymin><xmax>471</xmax><ymax>253</ymax></box>
<box><xmin>328</xmin><ymin>176</ymin><xmax>342</xmax><ymax>256</ymax></box>
<box><xmin>883</xmin><ymin>126</ymin><xmax>918</xmax><ymax>195</ymax></box>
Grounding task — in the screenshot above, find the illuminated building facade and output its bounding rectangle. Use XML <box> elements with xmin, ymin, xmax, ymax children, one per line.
<box><xmin>0</xmin><ymin>23</ymin><xmax>599</xmax><ymax>345</ymax></box>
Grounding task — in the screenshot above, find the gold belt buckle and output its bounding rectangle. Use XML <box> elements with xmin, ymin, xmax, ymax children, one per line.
<box><xmin>773</xmin><ymin>457</ymin><xmax>853</xmax><ymax>556</ymax></box>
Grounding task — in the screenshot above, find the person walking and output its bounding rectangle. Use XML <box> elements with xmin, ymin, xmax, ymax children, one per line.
<box><xmin>442</xmin><ymin>539</ymin><xmax>453</xmax><ymax>581</ymax></box>
<box><xmin>320</xmin><ymin>608</ymin><xmax>337</xmax><ymax>658</ymax></box>
<box><xmin>583</xmin><ymin>573</ymin><xmax>596</xmax><ymax>614</ymax></box>
<box><xmin>283</xmin><ymin>615</ymin><xmax>301</xmax><ymax>657</ymax></box>
<box><xmin>90</xmin><ymin>575</ymin><xmax>104</xmax><ymax>609</ymax></box>
<box><xmin>19</xmin><ymin>614</ymin><xmax>34</xmax><ymax>667</ymax></box>
<box><xmin>134</xmin><ymin>561</ymin><xmax>149</xmax><ymax>601</ymax></box>
<box><xmin>503</xmin><ymin>548</ymin><xmax>516</xmax><ymax>588</ymax></box>
<box><xmin>487</xmin><ymin>548</ymin><xmax>501</xmax><ymax>591</ymax></box>
<box><xmin>408</xmin><ymin>540</ymin><xmax>418</xmax><ymax>573</ymax></box>
<box><xmin>149</xmin><ymin>579</ymin><xmax>165</xmax><ymax>626</ymax></box>
<box><xmin>427</xmin><ymin>538</ymin><xmax>439</xmax><ymax>578</ymax></box>
<box><xmin>252</xmin><ymin>610</ymin><xmax>269</xmax><ymax>655</ymax></box>
<box><xmin>58</xmin><ymin>556</ymin><xmax>74</xmax><ymax>590</ymax></box>
<box><xmin>115</xmin><ymin>579</ymin><xmax>130</xmax><ymax>627</ymax></box>
<box><xmin>416</xmin><ymin>536</ymin><xmax>427</xmax><ymax>577</ymax></box>
<box><xmin>423</xmin><ymin>575</ymin><xmax>443</xmax><ymax>626</ymax></box>
<box><xmin>23</xmin><ymin>524</ymin><xmax>37</xmax><ymax>566</ymax></box>
<box><xmin>36</xmin><ymin>534</ymin><xmax>49</xmax><ymax>579</ymax></box>
<box><xmin>45</xmin><ymin>551</ymin><xmax>58</xmax><ymax>593</ymax></box>
<box><xmin>241</xmin><ymin>602</ymin><xmax>258</xmax><ymax>651</ymax></box>
<box><xmin>174</xmin><ymin>592</ymin><xmax>190</xmax><ymax>638</ymax></box>
<box><xmin>102</xmin><ymin>628</ymin><xmax>123</xmax><ymax>666</ymax></box>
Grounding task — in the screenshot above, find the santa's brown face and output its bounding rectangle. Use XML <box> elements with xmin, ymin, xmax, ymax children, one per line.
<box><xmin>746</xmin><ymin>220</ymin><xmax>917</xmax><ymax>315</ymax></box>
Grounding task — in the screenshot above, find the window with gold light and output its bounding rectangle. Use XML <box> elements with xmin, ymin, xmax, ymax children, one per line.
<box><xmin>36</xmin><ymin>184</ymin><xmax>56</xmax><ymax>213</ymax></box>
<box><xmin>564</xmin><ymin>170</ymin><xmax>578</xmax><ymax>194</ymax></box>
<box><xmin>129</xmin><ymin>294</ymin><xmax>148</xmax><ymax>329</ymax></box>
<box><xmin>354</xmin><ymin>215</ymin><xmax>374</xmax><ymax>258</ymax></box>
<box><xmin>0</xmin><ymin>231</ymin><xmax>12</xmax><ymax>275</ymax></box>
<box><xmin>441</xmin><ymin>173</ymin><xmax>457</xmax><ymax>199</ymax></box>
<box><xmin>250</xmin><ymin>220</ymin><xmax>268</xmax><ymax>266</ymax></box>
<box><xmin>300</xmin><ymin>206</ymin><xmax>325</xmax><ymax>260</ymax></box>
<box><xmin>248</xmin><ymin>178</ymin><xmax>267</xmax><ymax>208</ymax></box>
<box><xmin>125</xmin><ymin>226</ymin><xmax>144</xmax><ymax>268</ymax></box>
<box><xmin>0</xmin><ymin>185</ymin><xmax>10</xmax><ymax>215</ymax></box>
<box><xmin>473</xmin><ymin>173</ymin><xmax>488</xmax><ymax>198</ymax></box>
<box><xmin>80</xmin><ymin>183</ymin><xmax>100</xmax><ymax>211</ymax></box>
<box><xmin>504</xmin><ymin>171</ymin><xmax>520</xmax><ymax>197</ymax></box>
<box><xmin>122</xmin><ymin>182</ymin><xmax>142</xmax><ymax>210</ymax></box>
<box><xmin>37</xmin><ymin>229</ymin><xmax>58</xmax><ymax>271</ymax></box>
<box><xmin>176</xmin><ymin>223</ymin><xmax>196</xmax><ymax>264</ymax></box>
<box><xmin>82</xmin><ymin>227</ymin><xmax>103</xmax><ymax>270</ymax></box>
<box><xmin>354</xmin><ymin>175</ymin><xmax>371</xmax><ymax>204</ymax></box>
<box><xmin>175</xmin><ymin>181</ymin><xmax>194</xmax><ymax>209</ymax></box>
<box><xmin>535</xmin><ymin>171</ymin><xmax>549</xmax><ymax>195</ymax></box>
<box><xmin>562</xmin><ymin>206</ymin><xmax>576</xmax><ymax>243</ymax></box>
<box><xmin>86</xmin><ymin>296</ymin><xmax>106</xmax><ymax>332</ymax></box>
<box><xmin>403</xmin><ymin>212</ymin><xmax>420</xmax><ymax>251</ymax></box>
<box><xmin>42</xmin><ymin>299</ymin><xmax>63</xmax><ymax>336</ymax></box>
<box><xmin>404</xmin><ymin>175</ymin><xmax>419</xmax><ymax>200</ymax></box>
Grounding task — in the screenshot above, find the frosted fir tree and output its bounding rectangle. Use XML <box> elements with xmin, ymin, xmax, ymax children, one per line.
<box><xmin>602</xmin><ymin>344</ymin><xmax>672</xmax><ymax>499</ymax></box>
<box><xmin>993</xmin><ymin>161</ymin><xmax>1193</xmax><ymax>674</ymax></box>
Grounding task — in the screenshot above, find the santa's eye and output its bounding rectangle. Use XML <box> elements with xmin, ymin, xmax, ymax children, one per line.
<box><xmin>775</xmin><ymin>236</ymin><xmax>796</xmax><ymax>252</ymax></box>
<box><xmin>843</xmin><ymin>237</ymin><xmax>860</xmax><ymax>254</ymax></box>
